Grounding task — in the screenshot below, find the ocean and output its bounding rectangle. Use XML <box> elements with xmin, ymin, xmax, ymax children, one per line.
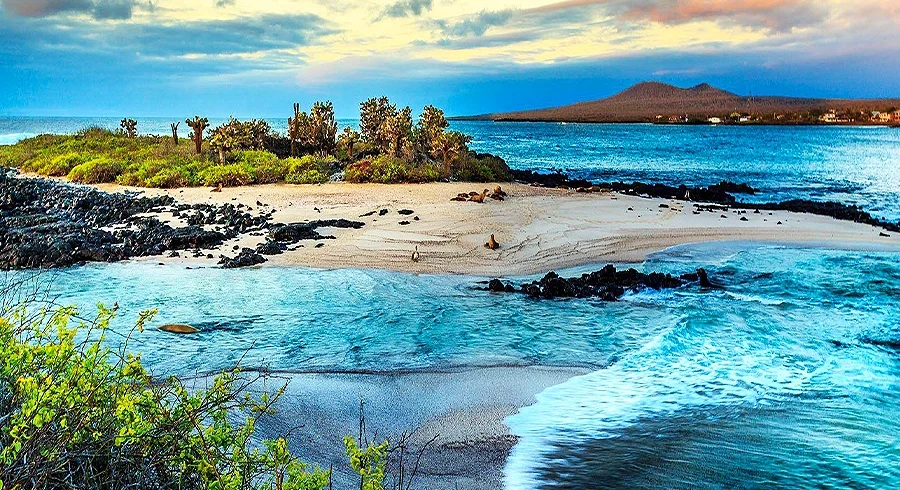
<box><xmin>2</xmin><ymin>116</ymin><xmax>899</xmax><ymax>220</ymax></box>
<box><xmin>3</xmin><ymin>116</ymin><xmax>899</xmax><ymax>488</ymax></box>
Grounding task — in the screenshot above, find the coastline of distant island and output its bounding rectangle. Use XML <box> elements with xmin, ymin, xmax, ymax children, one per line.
<box><xmin>455</xmin><ymin>82</ymin><xmax>900</xmax><ymax>126</ymax></box>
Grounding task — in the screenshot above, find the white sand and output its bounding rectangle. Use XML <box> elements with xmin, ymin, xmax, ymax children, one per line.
<box><xmin>95</xmin><ymin>182</ymin><xmax>899</xmax><ymax>276</ymax></box>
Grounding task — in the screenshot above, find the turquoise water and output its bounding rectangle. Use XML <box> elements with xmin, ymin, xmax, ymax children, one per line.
<box><xmin>2</xmin><ymin>117</ymin><xmax>899</xmax><ymax>220</ymax></box>
<box><xmin>3</xmin><ymin>115</ymin><xmax>900</xmax><ymax>488</ymax></box>
<box><xmin>15</xmin><ymin>243</ymin><xmax>900</xmax><ymax>488</ymax></box>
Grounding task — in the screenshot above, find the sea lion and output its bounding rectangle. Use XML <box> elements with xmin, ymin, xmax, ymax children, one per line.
<box><xmin>470</xmin><ymin>190</ymin><xmax>489</xmax><ymax>203</ymax></box>
<box><xmin>411</xmin><ymin>246</ymin><xmax>420</xmax><ymax>262</ymax></box>
<box><xmin>159</xmin><ymin>324</ymin><xmax>199</xmax><ymax>334</ymax></box>
<box><xmin>484</xmin><ymin>234</ymin><xmax>500</xmax><ymax>250</ymax></box>
<box><xmin>211</xmin><ymin>184</ymin><xmax>223</xmax><ymax>193</ymax></box>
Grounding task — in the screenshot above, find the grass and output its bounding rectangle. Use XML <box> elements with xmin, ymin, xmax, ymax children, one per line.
<box><xmin>0</xmin><ymin>127</ymin><xmax>511</xmax><ymax>187</ymax></box>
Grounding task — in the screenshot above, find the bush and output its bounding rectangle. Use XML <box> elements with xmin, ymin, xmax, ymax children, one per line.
<box><xmin>0</xmin><ymin>303</ymin><xmax>340</xmax><ymax>490</ymax></box>
<box><xmin>452</xmin><ymin>152</ymin><xmax>512</xmax><ymax>182</ymax></box>
<box><xmin>198</xmin><ymin>164</ymin><xmax>254</xmax><ymax>187</ymax></box>
<box><xmin>67</xmin><ymin>157</ymin><xmax>126</xmax><ymax>184</ymax></box>
<box><xmin>284</xmin><ymin>155</ymin><xmax>332</xmax><ymax>184</ymax></box>
<box><xmin>237</xmin><ymin>150</ymin><xmax>288</xmax><ymax>184</ymax></box>
<box><xmin>345</xmin><ymin>155</ymin><xmax>410</xmax><ymax>184</ymax></box>
<box><xmin>407</xmin><ymin>162</ymin><xmax>448</xmax><ymax>183</ymax></box>
<box><xmin>145</xmin><ymin>167</ymin><xmax>194</xmax><ymax>188</ymax></box>
<box><xmin>39</xmin><ymin>153</ymin><xmax>87</xmax><ymax>177</ymax></box>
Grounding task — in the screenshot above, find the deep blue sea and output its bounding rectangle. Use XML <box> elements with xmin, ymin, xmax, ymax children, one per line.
<box><xmin>3</xmin><ymin>117</ymin><xmax>900</xmax><ymax>489</ymax></box>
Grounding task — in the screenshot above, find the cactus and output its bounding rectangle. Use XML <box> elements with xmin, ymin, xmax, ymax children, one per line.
<box><xmin>119</xmin><ymin>118</ymin><xmax>137</xmax><ymax>138</ymax></box>
<box><xmin>288</xmin><ymin>102</ymin><xmax>301</xmax><ymax>157</ymax></box>
<box><xmin>185</xmin><ymin>116</ymin><xmax>209</xmax><ymax>155</ymax></box>
<box><xmin>170</xmin><ymin>122</ymin><xmax>179</xmax><ymax>145</ymax></box>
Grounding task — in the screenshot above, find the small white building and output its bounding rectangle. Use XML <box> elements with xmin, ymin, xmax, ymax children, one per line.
<box><xmin>819</xmin><ymin>111</ymin><xmax>837</xmax><ymax>123</ymax></box>
<box><xmin>708</xmin><ymin>117</ymin><xmax>722</xmax><ymax>124</ymax></box>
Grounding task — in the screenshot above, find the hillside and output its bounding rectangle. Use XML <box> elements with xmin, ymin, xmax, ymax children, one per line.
<box><xmin>463</xmin><ymin>82</ymin><xmax>900</xmax><ymax>123</ymax></box>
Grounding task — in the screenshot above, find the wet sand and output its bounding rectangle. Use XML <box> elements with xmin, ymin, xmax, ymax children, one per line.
<box><xmin>231</xmin><ymin>366</ymin><xmax>589</xmax><ymax>490</ymax></box>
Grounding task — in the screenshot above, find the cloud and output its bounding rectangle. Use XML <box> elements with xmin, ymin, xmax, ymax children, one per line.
<box><xmin>215</xmin><ymin>0</ymin><xmax>234</xmax><ymax>7</ymax></box>
<box><xmin>0</xmin><ymin>13</ymin><xmax>337</xmax><ymax>59</ymax></box>
<box><xmin>437</xmin><ymin>9</ymin><xmax>514</xmax><ymax>37</ymax></box>
<box><xmin>530</xmin><ymin>0</ymin><xmax>828</xmax><ymax>32</ymax></box>
<box><xmin>381</xmin><ymin>0</ymin><xmax>432</xmax><ymax>19</ymax></box>
<box><xmin>1</xmin><ymin>0</ymin><xmax>136</xmax><ymax>19</ymax></box>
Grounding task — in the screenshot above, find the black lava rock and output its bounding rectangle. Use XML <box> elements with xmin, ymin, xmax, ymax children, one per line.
<box><xmin>218</xmin><ymin>249</ymin><xmax>267</xmax><ymax>268</ymax></box>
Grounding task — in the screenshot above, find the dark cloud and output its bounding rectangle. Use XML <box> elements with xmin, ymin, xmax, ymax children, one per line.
<box><xmin>1</xmin><ymin>0</ymin><xmax>136</xmax><ymax>19</ymax></box>
<box><xmin>92</xmin><ymin>0</ymin><xmax>133</xmax><ymax>19</ymax></box>
<box><xmin>381</xmin><ymin>0</ymin><xmax>432</xmax><ymax>19</ymax></box>
<box><xmin>0</xmin><ymin>13</ymin><xmax>336</xmax><ymax>58</ymax></box>
<box><xmin>215</xmin><ymin>0</ymin><xmax>234</xmax><ymax>7</ymax></box>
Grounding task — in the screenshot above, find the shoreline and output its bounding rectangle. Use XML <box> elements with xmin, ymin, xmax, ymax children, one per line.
<box><xmin>93</xmin><ymin>181</ymin><xmax>898</xmax><ymax>276</ymax></box>
<box><xmin>244</xmin><ymin>365</ymin><xmax>589</xmax><ymax>490</ymax></box>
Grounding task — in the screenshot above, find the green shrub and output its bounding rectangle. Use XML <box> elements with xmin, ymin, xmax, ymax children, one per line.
<box><xmin>345</xmin><ymin>155</ymin><xmax>411</xmax><ymax>184</ymax></box>
<box><xmin>198</xmin><ymin>163</ymin><xmax>254</xmax><ymax>187</ymax></box>
<box><xmin>67</xmin><ymin>157</ymin><xmax>126</xmax><ymax>184</ymax></box>
<box><xmin>452</xmin><ymin>152</ymin><xmax>512</xmax><ymax>182</ymax></box>
<box><xmin>145</xmin><ymin>167</ymin><xmax>194</xmax><ymax>188</ymax></box>
<box><xmin>238</xmin><ymin>151</ymin><xmax>288</xmax><ymax>184</ymax></box>
<box><xmin>36</xmin><ymin>152</ymin><xmax>87</xmax><ymax>176</ymax></box>
<box><xmin>407</xmin><ymin>162</ymin><xmax>448</xmax><ymax>183</ymax></box>
<box><xmin>284</xmin><ymin>155</ymin><xmax>332</xmax><ymax>184</ymax></box>
<box><xmin>286</xmin><ymin>169</ymin><xmax>329</xmax><ymax>184</ymax></box>
<box><xmin>0</xmin><ymin>304</ymin><xmax>342</xmax><ymax>490</ymax></box>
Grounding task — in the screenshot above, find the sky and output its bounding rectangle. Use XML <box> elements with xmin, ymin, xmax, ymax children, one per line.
<box><xmin>1</xmin><ymin>0</ymin><xmax>898</xmax><ymax>117</ymax></box>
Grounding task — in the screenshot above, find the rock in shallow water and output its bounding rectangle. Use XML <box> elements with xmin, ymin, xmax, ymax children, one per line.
<box><xmin>483</xmin><ymin>265</ymin><xmax>717</xmax><ymax>301</ymax></box>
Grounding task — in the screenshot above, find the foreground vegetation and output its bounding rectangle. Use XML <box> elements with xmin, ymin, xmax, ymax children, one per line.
<box><xmin>0</xmin><ymin>289</ymin><xmax>394</xmax><ymax>489</ymax></box>
<box><xmin>0</xmin><ymin>100</ymin><xmax>511</xmax><ymax>187</ymax></box>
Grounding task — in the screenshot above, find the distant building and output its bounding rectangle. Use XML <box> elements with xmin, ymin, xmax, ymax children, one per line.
<box><xmin>740</xmin><ymin>116</ymin><xmax>751</xmax><ymax>123</ymax></box>
<box><xmin>872</xmin><ymin>112</ymin><xmax>892</xmax><ymax>123</ymax></box>
<box><xmin>892</xmin><ymin>110</ymin><xmax>900</xmax><ymax>122</ymax></box>
<box><xmin>708</xmin><ymin>117</ymin><xmax>722</xmax><ymax>124</ymax></box>
<box><xmin>819</xmin><ymin>111</ymin><xmax>837</xmax><ymax>123</ymax></box>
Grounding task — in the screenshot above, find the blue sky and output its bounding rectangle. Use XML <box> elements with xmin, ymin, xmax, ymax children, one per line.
<box><xmin>1</xmin><ymin>0</ymin><xmax>898</xmax><ymax>118</ymax></box>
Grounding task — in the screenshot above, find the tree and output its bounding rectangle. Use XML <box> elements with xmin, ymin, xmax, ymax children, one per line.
<box><xmin>209</xmin><ymin>117</ymin><xmax>273</xmax><ymax>163</ymax></box>
<box><xmin>416</xmin><ymin>105</ymin><xmax>449</xmax><ymax>159</ymax></box>
<box><xmin>382</xmin><ymin>106</ymin><xmax>412</xmax><ymax>158</ymax></box>
<box><xmin>308</xmin><ymin>101</ymin><xmax>338</xmax><ymax>156</ymax></box>
<box><xmin>359</xmin><ymin>97</ymin><xmax>396</xmax><ymax>152</ymax></box>
<box><xmin>170</xmin><ymin>122</ymin><xmax>179</xmax><ymax>145</ymax></box>
<box><xmin>186</xmin><ymin>116</ymin><xmax>210</xmax><ymax>155</ymax></box>
<box><xmin>119</xmin><ymin>118</ymin><xmax>137</xmax><ymax>138</ymax></box>
<box><xmin>436</xmin><ymin>131</ymin><xmax>471</xmax><ymax>164</ymax></box>
<box><xmin>339</xmin><ymin>126</ymin><xmax>360</xmax><ymax>160</ymax></box>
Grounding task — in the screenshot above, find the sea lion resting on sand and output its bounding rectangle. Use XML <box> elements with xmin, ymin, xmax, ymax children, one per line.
<box><xmin>484</xmin><ymin>234</ymin><xmax>500</xmax><ymax>250</ymax></box>
<box><xmin>470</xmin><ymin>189</ymin><xmax>489</xmax><ymax>204</ymax></box>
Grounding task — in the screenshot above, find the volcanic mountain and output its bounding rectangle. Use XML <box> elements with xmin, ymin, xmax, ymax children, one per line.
<box><xmin>462</xmin><ymin>82</ymin><xmax>900</xmax><ymax>123</ymax></box>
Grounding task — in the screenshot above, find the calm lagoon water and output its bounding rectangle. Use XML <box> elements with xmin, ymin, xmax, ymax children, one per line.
<box><xmin>3</xmin><ymin>116</ymin><xmax>900</xmax><ymax>488</ymax></box>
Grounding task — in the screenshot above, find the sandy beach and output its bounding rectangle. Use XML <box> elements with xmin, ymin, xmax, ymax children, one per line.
<box><xmin>219</xmin><ymin>366</ymin><xmax>587</xmax><ymax>490</ymax></box>
<box><xmin>95</xmin><ymin>181</ymin><xmax>898</xmax><ymax>276</ymax></box>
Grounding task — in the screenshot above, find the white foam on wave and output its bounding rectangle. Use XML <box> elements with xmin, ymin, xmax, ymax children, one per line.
<box><xmin>502</xmin><ymin>317</ymin><xmax>818</xmax><ymax>490</ymax></box>
<box><xmin>0</xmin><ymin>133</ymin><xmax>36</xmax><ymax>145</ymax></box>
<box><xmin>724</xmin><ymin>291</ymin><xmax>786</xmax><ymax>306</ymax></box>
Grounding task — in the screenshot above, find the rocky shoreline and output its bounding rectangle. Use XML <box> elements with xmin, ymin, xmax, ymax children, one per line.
<box><xmin>483</xmin><ymin>265</ymin><xmax>716</xmax><ymax>301</ymax></box>
<box><xmin>510</xmin><ymin>170</ymin><xmax>899</xmax><ymax>232</ymax></box>
<box><xmin>0</xmin><ymin>170</ymin><xmax>363</xmax><ymax>270</ymax></box>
